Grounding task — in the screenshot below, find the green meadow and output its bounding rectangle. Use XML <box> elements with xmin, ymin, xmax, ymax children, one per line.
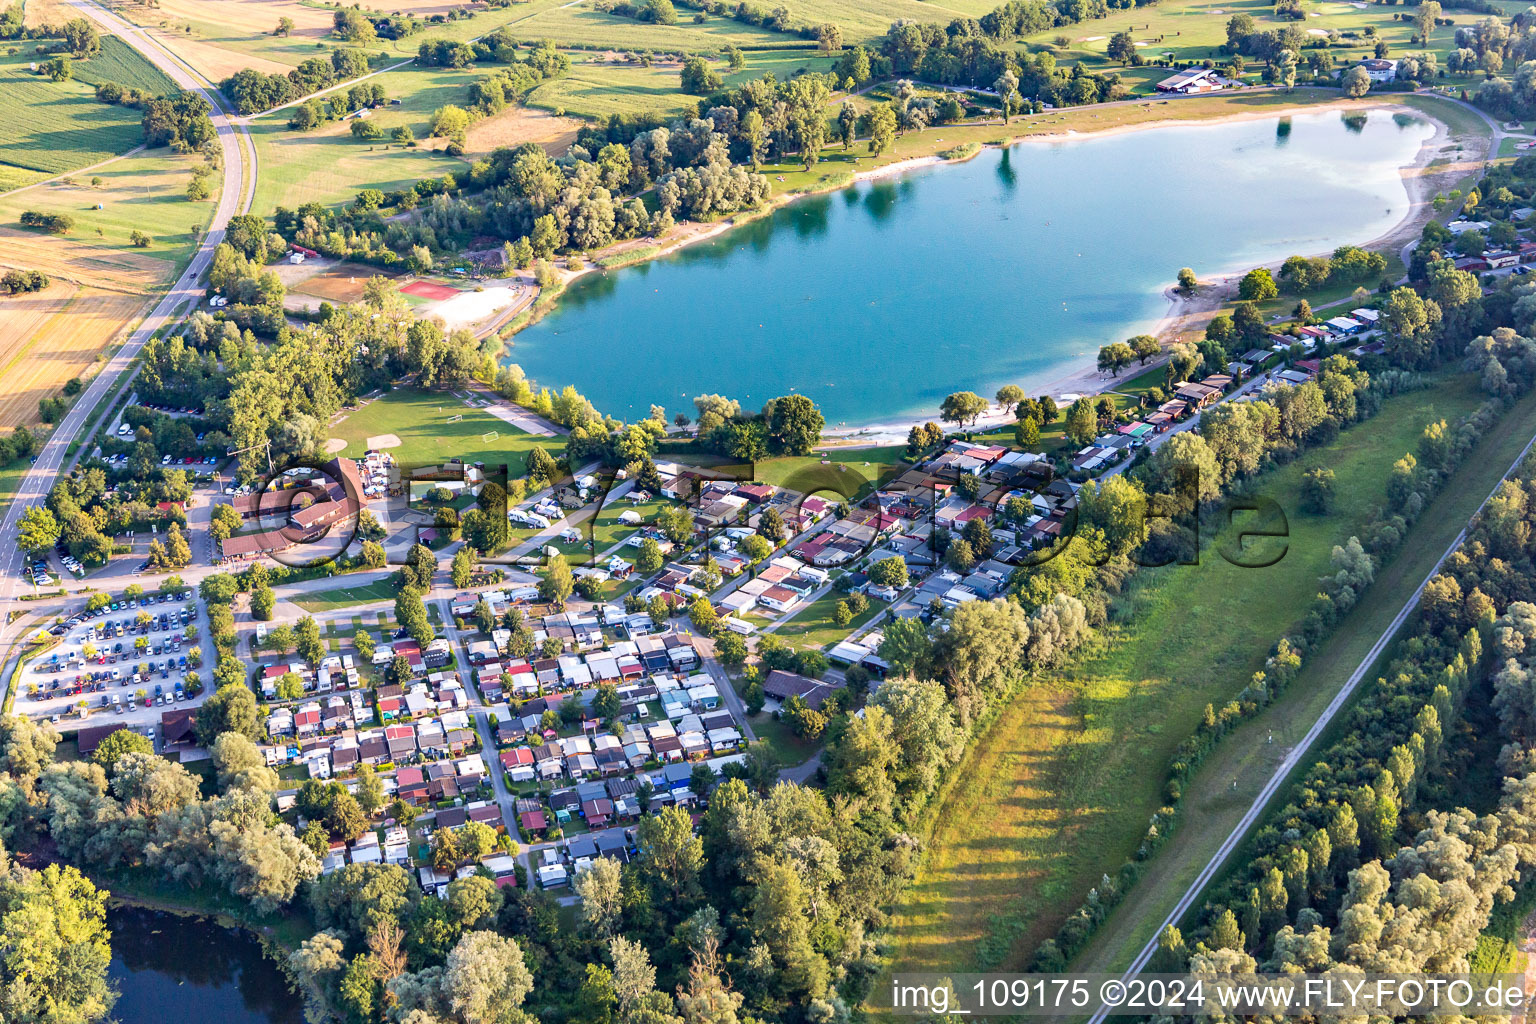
<box><xmin>247</xmin><ymin>65</ymin><xmax>472</xmax><ymax>214</ymax></box>
<box><xmin>887</xmin><ymin>370</ymin><xmax>1489</xmax><ymax>978</ymax></box>
<box><xmin>528</xmin><ymin>48</ymin><xmax>837</xmax><ymax>120</ymax></box>
<box><xmin>332</xmin><ymin>387</ymin><xmax>567</xmax><ymax>480</ymax></box>
<box><xmin>0</xmin><ymin>148</ymin><xmax>223</xmax><ymax>265</ymax></box>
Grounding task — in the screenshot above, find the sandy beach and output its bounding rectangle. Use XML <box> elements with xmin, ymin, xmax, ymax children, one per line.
<box><xmin>817</xmin><ymin>100</ymin><xmax>1482</xmax><ymax>446</ymax></box>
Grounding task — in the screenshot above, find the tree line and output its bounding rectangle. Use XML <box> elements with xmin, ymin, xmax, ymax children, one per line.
<box><xmin>220</xmin><ymin>47</ymin><xmax>373</xmax><ymax>115</ymax></box>
<box><xmin>1149</xmin><ymin>451</ymin><xmax>1536</xmax><ymax>985</ymax></box>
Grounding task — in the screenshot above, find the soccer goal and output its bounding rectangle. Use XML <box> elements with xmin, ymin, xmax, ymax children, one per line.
<box><xmin>481</xmin><ymin>430</ymin><xmax>499</xmax><ymax>444</ymax></box>
<box><xmin>447</xmin><ymin>414</ymin><xmax>463</xmax><ymax>423</ymax></box>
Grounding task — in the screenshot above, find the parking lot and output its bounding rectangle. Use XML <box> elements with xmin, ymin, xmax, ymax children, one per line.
<box><xmin>19</xmin><ymin>591</ymin><xmax>214</xmax><ymax>733</ymax></box>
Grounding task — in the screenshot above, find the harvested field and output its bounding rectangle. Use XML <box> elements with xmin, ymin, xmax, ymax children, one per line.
<box><xmin>0</xmin><ymin>227</ymin><xmax>171</xmax><ymax>291</ymax></box>
<box><xmin>150</xmin><ymin>0</ymin><xmax>334</xmax><ymax>36</ymax></box>
<box><xmin>0</xmin><ymin>281</ymin><xmax>77</xmax><ymax>360</ymax></box>
<box><xmin>289</xmin><ymin>262</ymin><xmax>400</xmax><ymax>303</ymax></box>
<box><xmin>0</xmin><ymin>285</ymin><xmax>147</xmax><ymax>427</ymax></box>
<box><xmin>23</xmin><ymin>0</ymin><xmax>76</xmax><ymax>26</ymax></box>
<box><xmin>400</xmin><ymin>280</ymin><xmax>458</xmax><ymax>301</ymax></box>
<box><xmin>462</xmin><ymin>105</ymin><xmax>583</xmax><ymax>156</ymax></box>
<box><xmin>147</xmin><ymin>25</ymin><xmax>291</xmax><ymax>78</ymax></box>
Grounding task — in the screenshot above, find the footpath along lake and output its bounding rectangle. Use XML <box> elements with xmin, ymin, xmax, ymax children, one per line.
<box><xmin>505</xmin><ymin>108</ymin><xmax>1435</xmax><ymax>427</ymax></box>
<box><xmin>108</xmin><ymin>905</ymin><xmax>303</xmax><ymax>1024</ymax></box>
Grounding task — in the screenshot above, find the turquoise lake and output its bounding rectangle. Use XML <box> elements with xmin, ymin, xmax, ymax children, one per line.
<box><xmin>505</xmin><ymin>108</ymin><xmax>1434</xmax><ymax>428</ymax></box>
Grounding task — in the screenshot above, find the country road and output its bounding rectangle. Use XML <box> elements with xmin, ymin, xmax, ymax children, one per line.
<box><xmin>1082</xmin><ymin>422</ymin><xmax>1536</xmax><ymax>1024</ymax></box>
<box><xmin>0</xmin><ymin>0</ymin><xmax>253</xmax><ymax>624</ymax></box>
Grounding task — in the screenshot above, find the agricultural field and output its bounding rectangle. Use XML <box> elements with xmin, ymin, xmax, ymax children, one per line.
<box><xmin>0</xmin><ymin>48</ymin><xmax>146</xmax><ymax>192</ymax></box>
<box><xmin>528</xmin><ymin>48</ymin><xmax>837</xmax><ymax>120</ymax></box>
<box><xmin>462</xmin><ymin>104</ymin><xmax>582</xmax><ymax>156</ymax></box>
<box><xmin>22</xmin><ymin>0</ymin><xmax>75</xmax><ymax>27</ymax></box>
<box><xmin>746</xmin><ymin>0</ymin><xmax>975</xmax><ymax>43</ymax></box>
<box><xmin>103</xmin><ymin>0</ymin><xmax>576</xmax><ymax>75</ymax></box>
<box><xmin>1022</xmin><ymin>0</ymin><xmax>1466</xmax><ymax>80</ymax></box>
<box><xmin>0</xmin><ymin>283</ymin><xmax>148</xmax><ymax>428</ymax></box>
<box><xmin>331</xmin><ymin>387</ymin><xmax>567</xmax><ymax>479</ymax></box>
<box><xmin>101</xmin><ymin>0</ymin><xmax>326</xmax><ymax>75</ymax></box>
<box><xmin>247</xmin><ymin>65</ymin><xmax>473</xmax><ymax>214</ymax></box>
<box><xmin>68</xmin><ymin>35</ymin><xmax>176</xmax><ymax>94</ymax></box>
<box><xmin>364</xmin><ymin>0</ymin><xmax>615</xmax><ymax>55</ymax></box>
<box><xmin>0</xmin><ymin>225</ymin><xmax>173</xmax><ymax>291</ymax></box>
<box><xmin>0</xmin><ymin>149</ymin><xmax>224</xmax><ymax>266</ymax></box>
<box><xmin>885</xmin><ymin>371</ymin><xmax>1488</xmax><ymax>978</ymax></box>
<box><xmin>505</xmin><ymin>3</ymin><xmax>798</xmax><ymax>52</ymax></box>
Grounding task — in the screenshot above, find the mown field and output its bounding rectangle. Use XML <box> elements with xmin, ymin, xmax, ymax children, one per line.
<box><xmin>886</xmin><ymin>371</ymin><xmax>1488</xmax><ymax>978</ymax></box>
<box><xmin>0</xmin><ymin>283</ymin><xmax>148</xmax><ymax>428</ymax></box>
<box><xmin>462</xmin><ymin>104</ymin><xmax>583</xmax><ymax>156</ymax></box>
<box><xmin>528</xmin><ymin>49</ymin><xmax>837</xmax><ymax>120</ymax></box>
<box><xmin>502</xmin><ymin>3</ymin><xmax>796</xmax><ymax>51</ymax></box>
<box><xmin>1023</xmin><ymin>0</ymin><xmax>1465</xmax><ymax>81</ymax></box>
<box><xmin>332</xmin><ymin>387</ymin><xmax>567</xmax><ymax>479</ymax></box>
<box><xmin>0</xmin><ymin>149</ymin><xmax>223</xmax><ymax>265</ymax></box>
<box><xmin>0</xmin><ymin>225</ymin><xmax>173</xmax><ymax>291</ymax></box>
<box><xmin>0</xmin><ymin>49</ymin><xmax>145</xmax><ymax>192</ymax></box>
<box><xmin>1071</xmin><ymin>381</ymin><xmax>1536</xmax><ymax>974</ymax></box>
<box><xmin>247</xmin><ymin>65</ymin><xmax>472</xmax><ymax>214</ymax></box>
<box><xmin>103</xmin><ymin>0</ymin><xmax>326</xmax><ymax>75</ymax></box>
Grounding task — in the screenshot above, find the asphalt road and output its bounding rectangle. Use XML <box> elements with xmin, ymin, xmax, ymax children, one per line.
<box><xmin>0</xmin><ymin>1</ymin><xmax>252</xmax><ymax>625</ymax></box>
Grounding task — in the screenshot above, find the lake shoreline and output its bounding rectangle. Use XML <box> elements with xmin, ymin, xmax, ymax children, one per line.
<box><xmin>817</xmin><ymin>101</ymin><xmax>1469</xmax><ymax>446</ymax></box>
<box><xmin>505</xmin><ymin>95</ymin><xmax>1476</xmax><ymax>440</ymax></box>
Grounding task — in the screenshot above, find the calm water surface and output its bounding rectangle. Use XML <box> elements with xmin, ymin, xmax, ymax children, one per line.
<box><xmin>108</xmin><ymin>905</ymin><xmax>303</xmax><ymax>1024</ymax></box>
<box><xmin>505</xmin><ymin>109</ymin><xmax>1433</xmax><ymax>427</ymax></box>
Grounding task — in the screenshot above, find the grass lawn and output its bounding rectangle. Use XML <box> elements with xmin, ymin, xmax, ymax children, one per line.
<box><xmin>248</xmin><ymin>65</ymin><xmax>472</xmax><ymax>215</ymax></box>
<box><xmin>885</xmin><ymin>369</ymin><xmax>1488</xmax><ymax>979</ymax></box>
<box><xmin>1472</xmin><ymin>876</ymin><xmax>1536</xmax><ymax>974</ymax></box>
<box><xmin>0</xmin><ymin>461</ymin><xmax>29</xmax><ymax>507</ymax></box>
<box><xmin>755</xmin><ymin>445</ymin><xmax>906</xmax><ymax>497</ymax></box>
<box><xmin>1020</xmin><ymin>0</ymin><xmax>1463</xmax><ymax>80</ymax></box>
<box><xmin>0</xmin><ymin>148</ymin><xmax>223</xmax><ymax>266</ymax></box>
<box><xmin>510</xmin><ymin>524</ymin><xmax>591</xmax><ymax>560</ymax></box>
<box><xmin>510</xmin><ymin>5</ymin><xmax>795</xmax><ymax>54</ymax></box>
<box><xmin>332</xmin><ymin>387</ymin><xmax>567</xmax><ymax>479</ymax></box>
<box><xmin>726</xmin><ymin>674</ymin><xmax>821</xmax><ymax>766</ymax></box>
<box><xmin>289</xmin><ymin>577</ymin><xmax>399</xmax><ymax>613</ymax></box>
<box><xmin>586</xmin><ymin>494</ymin><xmax>672</xmax><ymax>550</ymax></box>
<box><xmin>1069</xmin><ymin>379</ymin><xmax>1536</xmax><ymax>974</ymax></box>
<box><xmin>528</xmin><ymin>49</ymin><xmax>836</xmax><ymax>121</ymax></box>
<box><xmin>0</xmin><ymin>47</ymin><xmax>146</xmax><ymax>192</ymax></box>
<box><xmin>774</xmin><ymin>587</ymin><xmax>885</xmax><ymax>651</ymax></box>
